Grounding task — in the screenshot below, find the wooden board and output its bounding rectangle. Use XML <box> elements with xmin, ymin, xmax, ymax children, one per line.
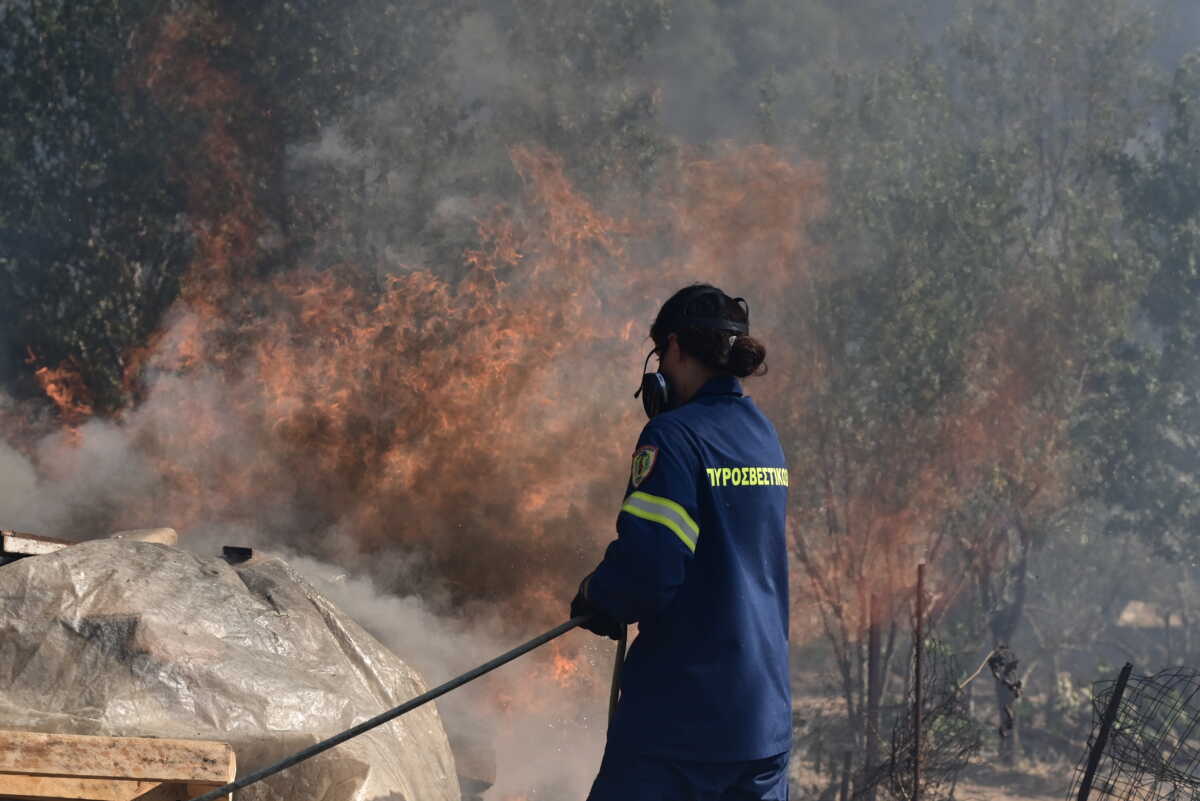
<box><xmin>0</xmin><ymin>778</ymin><xmax>228</xmax><ymax>801</ymax></box>
<box><xmin>0</xmin><ymin>774</ymin><xmax>165</xmax><ymax>800</ymax></box>
<box><xmin>0</xmin><ymin>730</ymin><xmax>235</xmax><ymax>785</ymax></box>
<box><xmin>0</xmin><ymin>531</ymin><xmax>70</xmax><ymax>557</ymax></box>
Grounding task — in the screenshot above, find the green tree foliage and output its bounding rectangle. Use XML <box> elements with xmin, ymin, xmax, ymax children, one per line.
<box><xmin>645</xmin><ymin>0</ymin><xmax>950</xmax><ymax>143</ymax></box>
<box><xmin>0</xmin><ymin>0</ymin><xmax>191</xmax><ymax>409</ymax></box>
<box><xmin>492</xmin><ymin>0</ymin><xmax>670</xmax><ymax>181</ymax></box>
<box><xmin>288</xmin><ymin>0</ymin><xmax>673</xmax><ymax>275</ymax></box>
<box><xmin>1079</xmin><ymin>52</ymin><xmax>1200</xmax><ymax>559</ymax></box>
<box><xmin>0</xmin><ymin>0</ymin><xmax>474</xmax><ymax>409</ymax></box>
<box><xmin>221</xmin><ymin>0</ymin><xmax>469</xmax><ymax>272</ymax></box>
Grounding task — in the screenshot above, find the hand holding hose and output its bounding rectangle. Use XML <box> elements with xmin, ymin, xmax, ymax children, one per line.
<box><xmin>571</xmin><ymin>574</ymin><xmax>624</xmax><ymax>640</ymax></box>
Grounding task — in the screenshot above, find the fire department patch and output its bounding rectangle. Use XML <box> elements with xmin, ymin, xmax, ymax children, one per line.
<box><xmin>630</xmin><ymin>445</ymin><xmax>658</xmax><ymax>488</ymax></box>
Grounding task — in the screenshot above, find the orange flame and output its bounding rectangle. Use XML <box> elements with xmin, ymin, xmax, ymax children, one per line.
<box><xmin>26</xmin><ymin>350</ymin><xmax>94</xmax><ymax>426</ymax></box>
<box><xmin>95</xmin><ymin>130</ymin><xmax>827</xmax><ymax>628</ymax></box>
<box><xmin>789</xmin><ymin>281</ymin><xmax>1077</xmax><ymax>641</ymax></box>
<box><xmin>547</xmin><ymin>642</ymin><xmax>587</xmax><ymax>688</ymax></box>
<box><xmin>138</xmin><ymin>4</ymin><xmax>261</xmax><ymax>312</ymax></box>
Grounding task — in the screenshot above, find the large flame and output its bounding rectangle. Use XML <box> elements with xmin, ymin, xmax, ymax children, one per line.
<box><xmin>111</xmin><ymin>142</ymin><xmax>823</xmax><ymax>614</ymax></box>
<box><xmin>13</xmin><ymin>9</ymin><xmax>836</xmax><ymax>797</ymax></box>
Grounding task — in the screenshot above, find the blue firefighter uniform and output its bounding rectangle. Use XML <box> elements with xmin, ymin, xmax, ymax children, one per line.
<box><xmin>583</xmin><ymin>375</ymin><xmax>791</xmax><ymax>799</ymax></box>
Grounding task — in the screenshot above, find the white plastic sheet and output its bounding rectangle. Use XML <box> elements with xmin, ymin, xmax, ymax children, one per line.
<box><xmin>0</xmin><ymin>539</ymin><xmax>460</xmax><ymax>801</ymax></box>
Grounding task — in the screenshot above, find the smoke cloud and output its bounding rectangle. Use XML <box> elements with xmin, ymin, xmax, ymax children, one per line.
<box><xmin>0</xmin><ymin>138</ymin><xmax>824</xmax><ymax>798</ymax></box>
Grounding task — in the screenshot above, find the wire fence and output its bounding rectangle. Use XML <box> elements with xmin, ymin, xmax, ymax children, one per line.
<box><xmin>871</xmin><ymin>638</ymin><xmax>984</xmax><ymax>801</ymax></box>
<box><xmin>795</xmin><ymin>635</ymin><xmax>986</xmax><ymax>801</ymax></box>
<box><xmin>1068</xmin><ymin>666</ymin><xmax>1200</xmax><ymax>801</ymax></box>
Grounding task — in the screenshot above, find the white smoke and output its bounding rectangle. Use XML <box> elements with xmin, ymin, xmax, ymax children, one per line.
<box><xmin>278</xmin><ymin>550</ymin><xmax>610</xmax><ymax>800</ymax></box>
<box><xmin>0</xmin><ymin>435</ymin><xmax>38</xmax><ymax>530</ymax></box>
<box><xmin>0</xmin><ymin>411</ymin><xmax>159</xmax><ymax>538</ymax></box>
<box><xmin>0</xmin><ymin>374</ymin><xmax>611</xmax><ymax>800</ymax></box>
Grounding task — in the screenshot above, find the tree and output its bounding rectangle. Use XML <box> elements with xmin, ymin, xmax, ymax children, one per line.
<box><xmin>790</xmin><ymin>0</ymin><xmax>1156</xmax><ymax>772</ymax></box>
<box><xmin>0</xmin><ymin>0</ymin><xmax>677</xmax><ymax>417</ymax></box>
<box><xmin>1080</xmin><ymin>51</ymin><xmax>1200</xmax><ymax>563</ymax></box>
<box><xmin>0</xmin><ymin>0</ymin><xmax>192</xmax><ymax>412</ymax></box>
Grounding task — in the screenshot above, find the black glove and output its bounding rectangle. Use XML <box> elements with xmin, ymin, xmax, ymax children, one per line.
<box><xmin>570</xmin><ymin>575</ymin><xmax>625</xmax><ymax>640</ymax></box>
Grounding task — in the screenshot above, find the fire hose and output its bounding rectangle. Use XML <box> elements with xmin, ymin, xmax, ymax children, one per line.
<box><xmin>186</xmin><ymin>615</ymin><xmax>624</xmax><ymax>801</ymax></box>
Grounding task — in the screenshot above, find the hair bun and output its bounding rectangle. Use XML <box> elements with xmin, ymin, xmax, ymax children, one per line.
<box><xmin>727</xmin><ymin>335</ymin><xmax>767</xmax><ymax>377</ymax></box>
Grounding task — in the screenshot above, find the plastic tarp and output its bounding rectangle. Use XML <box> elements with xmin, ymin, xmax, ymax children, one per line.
<box><xmin>0</xmin><ymin>539</ymin><xmax>460</xmax><ymax>801</ymax></box>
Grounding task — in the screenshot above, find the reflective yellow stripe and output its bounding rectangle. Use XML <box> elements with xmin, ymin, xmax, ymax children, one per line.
<box><xmin>621</xmin><ymin>503</ymin><xmax>697</xmax><ymax>551</ymax></box>
<box><xmin>630</xmin><ymin>492</ymin><xmax>700</xmax><ymax>535</ymax></box>
<box><xmin>620</xmin><ymin>491</ymin><xmax>700</xmax><ymax>553</ymax></box>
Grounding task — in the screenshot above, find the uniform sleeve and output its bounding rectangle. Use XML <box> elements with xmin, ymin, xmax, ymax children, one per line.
<box><xmin>584</xmin><ymin>419</ymin><xmax>701</xmax><ymax>624</ymax></box>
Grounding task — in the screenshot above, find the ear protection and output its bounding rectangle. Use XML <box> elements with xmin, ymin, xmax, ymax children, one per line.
<box><xmin>633</xmin><ymin>289</ymin><xmax>750</xmax><ymax>419</ymax></box>
<box><xmin>634</xmin><ymin>349</ymin><xmax>671</xmax><ymax>419</ymax></box>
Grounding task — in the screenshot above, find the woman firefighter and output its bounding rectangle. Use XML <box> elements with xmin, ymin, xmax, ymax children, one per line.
<box><xmin>571</xmin><ymin>284</ymin><xmax>792</xmax><ymax>801</ymax></box>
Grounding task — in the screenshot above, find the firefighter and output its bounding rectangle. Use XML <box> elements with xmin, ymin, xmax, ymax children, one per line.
<box><xmin>571</xmin><ymin>284</ymin><xmax>791</xmax><ymax>801</ymax></box>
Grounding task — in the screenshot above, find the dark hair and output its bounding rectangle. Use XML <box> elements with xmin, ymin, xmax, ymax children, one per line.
<box><xmin>650</xmin><ymin>284</ymin><xmax>767</xmax><ymax>378</ymax></box>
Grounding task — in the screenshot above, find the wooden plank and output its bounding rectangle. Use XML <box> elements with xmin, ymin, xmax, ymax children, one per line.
<box><xmin>0</xmin><ymin>774</ymin><xmax>163</xmax><ymax>800</ymax></box>
<box><xmin>0</xmin><ymin>776</ymin><xmax>230</xmax><ymax>801</ymax></box>
<box><xmin>0</xmin><ymin>731</ymin><xmax>235</xmax><ymax>784</ymax></box>
<box><xmin>1</xmin><ymin>531</ymin><xmax>71</xmax><ymax>557</ymax></box>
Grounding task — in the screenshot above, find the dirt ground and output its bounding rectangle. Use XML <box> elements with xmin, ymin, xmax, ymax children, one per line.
<box><xmin>788</xmin><ymin>670</ymin><xmax>1079</xmax><ymax>801</ymax></box>
<box><xmin>954</xmin><ymin>762</ymin><xmax>1074</xmax><ymax>801</ymax></box>
<box><xmin>790</xmin><ymin>757</ymin><xmax>1075</xmax><ymax>801</ymax></box>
